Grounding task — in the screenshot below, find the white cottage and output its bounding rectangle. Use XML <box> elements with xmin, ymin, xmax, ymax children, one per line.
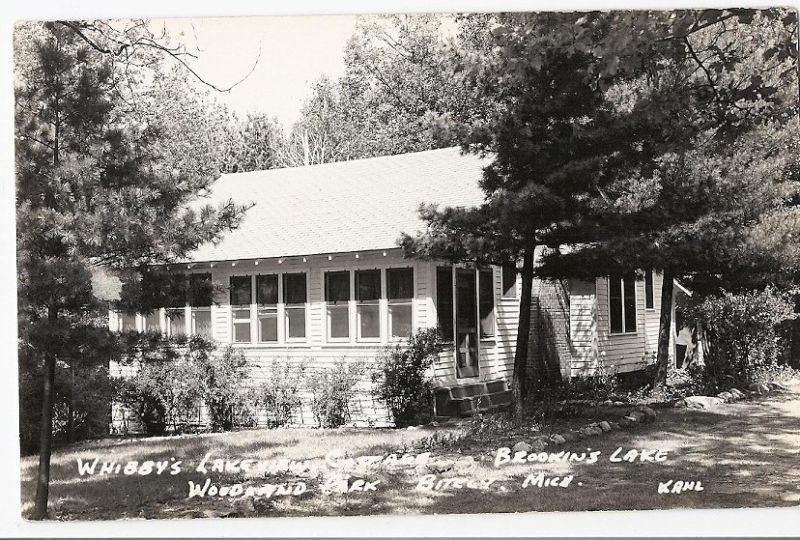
<box><xmin>111</xmin><ymin>147</ymin><xmax>675</xmax><ymax>425</ymax></box>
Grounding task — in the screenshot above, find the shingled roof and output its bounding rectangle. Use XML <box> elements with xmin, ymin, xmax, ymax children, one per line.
<box><xmin>188</xmin><ymin>147</ymin><xmax>490</xmax><ymax>263</ymax></box>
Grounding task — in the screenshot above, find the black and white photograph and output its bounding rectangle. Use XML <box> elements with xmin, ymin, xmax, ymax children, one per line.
<box><xmin>6</xmin><ymin>0</ymin><xmax>800</xmax><ymax>533</ymax></box>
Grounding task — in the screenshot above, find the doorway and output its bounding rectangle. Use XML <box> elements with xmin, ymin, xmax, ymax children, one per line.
<box><xmin>455</xmin><ymin>268</ymin><xmax>479</xmax><ymax>378</ymax></box>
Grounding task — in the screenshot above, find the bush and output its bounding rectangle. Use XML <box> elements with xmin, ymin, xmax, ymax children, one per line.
<box><xmin>687</xmin><ymin>287</ymin><xmax>795</xmax><ymax>392</ymax></box>
<box><xmin>253</xmin><ymin>360</ymin><xmax>306</xmax><ymax>426</ymax></box>
<box><xmin>198</xmin><ymin>346</ymin><xmax>251</xmax><ymax>431</ymax></box>
<box><xmin>372</xmin><ymin>328</ymin><xmax>445</xmax><ymax>427</ymax></box>
<box><xmin>309</xmin><ymin>359</ymin><xmax>363</xmax><ymax>428</ymax></box>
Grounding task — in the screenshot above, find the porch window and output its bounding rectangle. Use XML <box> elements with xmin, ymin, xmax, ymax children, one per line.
<box><xmin>283</xmin><ymin>272</ymin><xmax>307</xmax><ymax>339</ymax></box>
<box><xmin>479</xmin><ymin>269</ymin><xmax>495</xmax><ymax>338</ymax></box>
<box><xmin>387</xmin><ymin>268</ymin><xmax>414</xmax><ymax>338</ymax></box>
<box><xmin>257</xmin><ymin>274</ymin><xmax>279</xmax><ymax>342</ymax></box>
<box><xmin>356</xmin><ymin>269</ymin><xmax>381</xmax><ymax>340</ymax></box>
<box><xmin>166</xmin><ymin>308</ymin><xmax>186</xmax><ymax>337</ymax></box>
<box><xmin>230</xmin><ymin>275</ymin><xmax>252</xmax><ymax>343</ymax></box>
<box><xmin>143</xmin><ymin>311</ymin><xmax>161</xmax><ymax>333</ymax></box>
<box><xmin>436</xmin><ymin>266</ymin><xmax>454</xmax><ymax>342</ymax></box>
<box><xmin>119</xmin><ymin>313</ymin><xmax>137</xmax><ymax>332</ymax></box>
<box><xmin>609</xmin><ymin>273</ymin><xmax>637</xmax><ymax>334</ymax></box>
<box><xmin>501</xmin><ymin>263</ymin><xmax>517</xmax><ymax>299</ymax></box>
<box><xmin>189</xmin><ymin>273</ymin><xmax>213</xmax><ymax>338</ymax></box>
<box><xmin>325</xmin><ymin>271</ymin><xmax>351</xmax><ymax>339</ymax></box>
<box><xmin>645</xmin><ymin>269</ymin><xmax>654</xmax><ymax>309</ymax></box>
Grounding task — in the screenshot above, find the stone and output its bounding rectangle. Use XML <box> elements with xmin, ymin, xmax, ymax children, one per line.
<box><xmin>530</xmin><ymin>438</ymin><xmax>549</xmax><ymax>452</ymax></box>
<box><xmin>550</xmin><ymin>434</ymin><xmax>567</xmax><ymax>445</ymax></box>
<box><xmin>512</xmin><ymin>441</ymin><xmax>533</xmax><ymax>454</ymax></box>
<box><xmin>629</xmin><ymin>410</ymin><xmax>646</xmax><ymax>422</ymax></box>
<box><xmin>673</xmin><ymin>399</ymin><xmax>687</xmax><ymax>408</ymax></box>
<box><xmin>684</xmin><ymin>396</ymin><xmax>724</xmax><ymax>409</ymax></box>
<box><xmin>768</xmin><ymin>382</ymin><xmax>790</xmax><ymax>392</ymax></box>
<box><xmin>428</xmin><ymin>460</ymin><xmax>455</xmax><ymax>474</ymax></box>
<box><xmin>717</xmin><ymin>391</ymin><xmax>734</xmax><ymax>402</ymax></box>
<box><xmin>598</xmin><ymin>421</ymin><xmax>612</xmax><ymax>432</ymax></box>
<box><xmin>729</xmin><ymin>388</ymin><xmax>745</xmax><ymax>400</ymax></box>
<box><xmin>636</xmin><ymin>406</ymin><xmax>657</xmax><ymax>422</ymax></box>
<box><xmin>581</xmin><ymin>426</ymin><xmax>603</xmax><ymax>437</ymax></box>
<box><xmin>454</xmin><ymin>456</ymin><xmax>476</xmax><ymax>473</ymax></box>
<box><xmin>618</xmin><ymin>417</ymin><xmax>633</xmax><ymax>428</ymax></box>
<box><xmin>609</xmin><ymin>421</ymin><xmax>621</xmax><ymax>430</ymax></box>
<box><xmin>748</xmin><ymin>382</ymin><xmax>771</xmax><ymax>395</ymax></box>
<box><xmin>613</xmin><ymin>401</ymin><xmax>625</xmax><ymax>406</ymax></box>
<box><xmin>602</xmin><ymin>400</ymin><xmax>614</xmax><ymax>407</ymax></box>
<box><xmin>623</xmin><ymin>415</ymin><xmax>639</xmax><ymax>424</ymax></box>
<box><xmin>561</xmin><ymin>431</ymin><xmax>580</xmax><ymax>442</ymax></box>
<box><xmin>231</xmin><ymin>497</ymin><xmax>256</xmax><ymax>516</ymax></box>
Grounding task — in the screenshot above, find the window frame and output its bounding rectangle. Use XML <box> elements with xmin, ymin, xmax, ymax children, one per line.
<box><xmin>355</xmin><ymin>269</ymin><xmax>382</xmax><ymax>342</ymax></box>
<box><xmin>282</xmin><ymin>272</ymin><xmax>308</xmax><ymax>343</ymax></box>
<box><xmin>325</xmin><ymin>270</ymin><xmax>352</xmax><ymax>342</ymax></box>
<box><xmin>478</xmin><ymin>268</ymin><xmax>496</xmax><ymax>339</ymax></box>
<box><xmin>608</xmin><ymin>274</ymin><xmax>638</xmax><ymax>335</ymax></box>
<box><xmin>434</xmin><ymin>265</ymin><xmax>498</xmax><ymax>344</ymax></box>
<box><xmin>230</xmin><ymin>274</ymin><xmax>253</xmax><ymax>343</ymax></box>
<box><xmin>387</xmin><ymin>267</ymin><xmax>415</xmax><ymax>341</ymax></box>
<box><xmin>501</xmin><ymin>263</ymin><xmax>518</xmax><ymax>299</ymax></box>
<box><xmin>644</xmin><ymin>269</ymin><xmax>655</xmax><ymax>310</ymax></box>
<box><xmin>256</xmin><ymin>273</ymin><xmax>279</xmax><ymax>343</ymax></box>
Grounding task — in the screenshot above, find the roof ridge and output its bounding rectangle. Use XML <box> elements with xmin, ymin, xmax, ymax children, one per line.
<box><xmin>220</xmin><ymin>146</ymin><xmax>466</xmax><ymax>179</ymax></box>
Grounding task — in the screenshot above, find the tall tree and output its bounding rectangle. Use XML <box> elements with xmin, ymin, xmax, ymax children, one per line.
<box><xmin>15</xmin><ymin>21</ymin><xmax>245</xmax><ymax>519</ymax></box>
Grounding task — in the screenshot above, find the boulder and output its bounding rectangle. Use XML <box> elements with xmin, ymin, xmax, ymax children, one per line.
<box><xmin>768</xmin><ymin>381</ymin><xmax>790</xmax><ymax>392</ymax></box>
<box><xmin>512</xmin><ymin>441</ymin><xmax>533</xmax><ymax>454</ymax></box>
<box><xmin>728</xmin><ymin>388</ymin><xmax>745</xmax><ymax>400</ymax></box>
<box><xmin>673</xmin><ymin>399</ymin><xmax>687</xmax><ymax>408</ymax></box>
<box><xmin>454</xmin><ymin>456</ymin><xmax>476</xmax><ymax>473</ymax></box>
<box><xmin>609</xmin><ymin>421</ymin><xmax>621</xmax><ymax>430</ymax></box>
<box><xmin>598</xmin><ymin>421</ymin><xmax>612</xmax><ymax>432</ymax></box>
<box><xmin>618</xmin><ymin>417</ymin><xmax>633</xmax><ymax>428</ymax></box>
<box><xmin>231</xmin><ymin>497</ymin><xmax>256</xmax><ymax>517</ymax></box>
<box><xmin>562</xmin><ymin>431</ymin><xmax>581</xmax><ymax>442</ymax></box>
<box><xmin>602</xmin><ymin>400</ymin><xmax>614</xmax><ymax>407</ymax></box>
<box><xmin>623</xmin><ymin>415</ymin><xmax>639</xmax><ymax>424</ymax></box>
<box><xmin>748</xmin><ymin>382</ymin><xmax>771</xmax><ymax>395</ymax></box>
<box><xmin>717</xmin><ymin>391</ymin><xmax>734</xmax><ymax>402</ymax></box>
<box><xmin>550</xmin><ymin>434</ymin><xmax>567</xmax><ymax>445</ymax></box>
<box><xmin>530</xmin><ymin>438</ymin><xmax>549</xmax><ymax>452</ymax></box>
<box><xmin>613</xmin><ymin>401</ymin><xmax>626</xmax><ymax>406</ymax></box>
<box><xmin>581</xmin><ymin>426</ymin><xmax>603</xmax><ymax>437</ymax></box>
<box><xmin>628</xmin><ymin>410</ymin><xmax>646</xmax><ymax>422</ymax></box>
<box><xmin>684</xmin><ymin>396</ymin><xmax>723</xmax><ymax>409</ymax></box>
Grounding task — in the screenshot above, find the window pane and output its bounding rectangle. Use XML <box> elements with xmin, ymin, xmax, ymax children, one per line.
<box><xmin>167</xmin><ymin>309</ymin><xmax>186</xmax><ymax>336</ymax></box>
<box><xmin>356</xmin><ymin>270</ymin><xmax>381</xmax><ymax>301</ymax></box>
<box><xmin>258</xmin><ymin>308</ymin><xmax>278</xmax><ymax>342</ymax></box>
<box><xmin>325</xmin><ymin>271</ymin><xmax>350</xmax><ymax>303</ymax></box>
<box><xmin>645</xmin><ymin>270</ymin><xmax>654</xmax><ymax>309</ymax></box>
<box><xmin>389</xmin><ymin>304</ymin><xmax>412</xmax><ymax>338</ymax></box>
<box><xmin>120</xmin><ymin>313</ymin><xmax>137</xmax><ymax>332</ymax></box>
<box><xmin>624</xmin><ymin>275</ymin><xmax>637</xmax><ymax>333</ymax></box>
<box><xmin>358</xmin><ymin>304</ymin><xmax>380</xmax><ymax>338</ymax></box>
<box><xmin>436</xmin><ymin>266</ymin><xmax>454</xmax><ymax>341</ymax></box>
<box><xmin>192</xmin><ymin>309</ymin><xmax>212</xmax><ymax>338</ymax></box>
<box><xmin>286</xmin><ymin>306</ymin><xmax>306</xmax><ymax>338</ymax></box>
<box><xmin>144</xmin><ymin>311</ymin><xmax>161</xmax><ymax>333</ymax></box>
<box><xmin>502</xmin><ymin>263</ymin><xmax>517</xmax><ymax>298</ymax></box>
<box><xmin>609</xmin><ymin>276</ymin><xmax>623</xmax><ymax>334</ymax></box>
<box><xmin>256</xmin><ymin>274</ymin><xmax>278</xmax><ymax>305</ymax></box>
<box><xmin>283</xmin><ymin>273</ymin><xmax>307</xmax><ymax>304</ymax></box>
<box><xmin>230</xmin><ymin>276</ymin><xmax>251</xmax><ymax>306</ymax></box>
<box><xmin>479</xmin><ymin>269</ymin><xmax>495</xmax><ymax>338</ymax></box>
<box><xmin>387</xmin><ymin>268</ymin><xmax>414</xmax><ymax>300</ymax></box>
<box><xmin>328</xmin><ymin>305</ymin><xmax>349</xmax><ymax>338</ymax></box>
<box><xmin>232</xmin><ymin>308</ymin><xmax>250</xmax><ymax>343</ymax></box>
<box><xmin>189</xmin><ymin>273</ymin><xmax>213</xmax><ymax>307</ymax></box>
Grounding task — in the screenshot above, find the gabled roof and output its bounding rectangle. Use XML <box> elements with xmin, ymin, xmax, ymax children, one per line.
<box><xmin>188</xmin><ymin>147</ymin><xmax>490</xmax><ymax>263</ymax></box>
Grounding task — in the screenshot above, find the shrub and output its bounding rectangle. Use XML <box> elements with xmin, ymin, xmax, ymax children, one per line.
<box><xmin>371</xmin><ymin>328</ymin><xmax>445</xmax><ymax>427</ymax></box>
<box><xmin>309</xmin><ymin>359</ymin><xmax>363</xmax><ymax>428</ymax></box>
<box><xmin>254</xmin><ymin>360</ymin><xmax>306</xmax><ymax>426</ymax></box>
<box><xmin>198</xmin><ymin>346</ymin><xmax>251</xmax><ymax>431</ymax></box>
<box><xmin>686</xmin><ymin>287</ymin><xmax>795</xmax><ymax>392</ymax></box>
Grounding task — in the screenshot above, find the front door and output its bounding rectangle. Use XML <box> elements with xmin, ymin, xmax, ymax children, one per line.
<box><xmin>455</xmin><ymin>268</ymin><xmax>479</xmax><ymax>378</ymax></box>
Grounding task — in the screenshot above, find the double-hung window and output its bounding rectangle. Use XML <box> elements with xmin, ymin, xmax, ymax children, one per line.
<box><xmin>609</xmin><ymin>273</ymin><xmax>637</xmax><ymax>334</ymax></box>
<box><xmin>283</xmin><ymin>273</ymin><xmax>307</xmax><ymax>340</ymax></box>
<box><xmin>478</xmin><ymin>269</ymin><xmax>495</xmax><ymax>338</ymax></box>
<box><xmin>325</xmin><ymin>271</ymin><xmax>351</xmax><ymax>340</ymax></box>
<box><xmin>356</xmin><ymin>270</ymin><xmax>381</xmax><ymax>340</ymax></box>
<box><xmin>387</xmin><ymin>268</ymin><xmax>414</xmax><ymax>339</ymax></box>
<box><xmin>119</xmin><ymin>312</ymin><xmax>138</xmax><ymax>332</ymax></box>
<box><xmin>257</xmin><ymin>274</ymin><xmax>279</xmax><ymax>342</ymax></box>
<box><xmin>143</xmin><ymin>311</ymin><xmax>161</xmax><ymax>333</ymax></box>
<box><xmin>230</xmin><ymin>275</ymin><xmax>252</xmax><ymax>343</ymax></box>
<box><xmin>189</xmin><ymin>273</ymin><xmax>213</xmax><ymax>338</ymax></box>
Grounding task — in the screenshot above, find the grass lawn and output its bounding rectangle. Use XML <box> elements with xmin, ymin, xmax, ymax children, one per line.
<box><xmin>20</xmin><ymin>380</ymin><xmax>800</xmax><ymax>520</ymax></box>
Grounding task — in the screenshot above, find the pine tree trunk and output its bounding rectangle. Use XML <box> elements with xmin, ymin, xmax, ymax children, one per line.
<box><xmin>511</xmin><ymin>247</ymin><xmax>535</xmax><ymax>424</ymax></box>
<box><xmin>652</xmin><ymin>268</ymin><xmax>674</xmax><ymax>388</ymax></box>
<box><xmin>32</xmin><ymin>336</ymin><xmax>57</xmax><ymax>520</ymax></box>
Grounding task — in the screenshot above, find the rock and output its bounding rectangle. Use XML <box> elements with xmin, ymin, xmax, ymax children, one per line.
<box><xmin>623</xmin><ymin>415</ymin><xmax>639</xmax><ymax>424</ymax></box>
<box><xmin>618</xmin><ymin>417</ymin><xmax>633</xmax><ymax>428</ymax></box>
<box><xmin>581</xmin><ymin>426</ymin><xmax>603</xmax><ymax>437</ymax></box>
<box><xmin>561</xmin><ymin>431</ymin><xmax>580</xmax><ymax>442</ymax></box>
<box><xmin>609</xmin><ymin>421</ymin><xmax>621</xmax><ymax>430</ymax></box>
<box><xmin>598</xmin><ymin>421</ymin><xmax>612</xmax><ymax>432</ymax></box>
<box><xmin>429</xmin><ymin>421</ymin><xmax>439</xmax><ymax>427</ymax></box>
<box><xmin>406</xmin><ymin>425</ymin><xmax>420</xmax><ymax>430</ymax></box>
<box><xmin>428</xmin><ymin>459</ymin><xmax>455</xmax><ymax>474</ymax></box>
<box><xmin>629</xmin><ymin>410</ymin><xmax>646</xmax><ymax>422</ymax></box>
<box><xmin>512</xmin><ymin>441</ymin><xmax>533</xmax><ymax>454</ymax></box>
<box><xmin>768</xmin><ymin>381</ymin><xmax>790</xmax><ymax>392</ymax></box>
<box><xmin>613</xmin><ymin>401</ymin><xmax>625</xmax><ymax>406</ymax></box>
<box><xmin>550</xmin><ymin>434</ymin><xmax>567</xmax><ymax>445</ymax></box>
<box><xmin>673</xmin><ymin>399</ymin><xmax>687</xmax><ymax>408</ymax></box>
<box><xmin>748</xmin><ymin>382</ymin><xmax>771</xmax><ymax>395</ymax></box>
<box><xmin>684</xmin><ymin>396</ymin><xmax>724</xmax><ymax>409</ymax></box>
<box><xmin>636</xmin><ymin>406</ymin><xmax>657</xmax><ymax>422</ymax></box>
<box><xmin>729</xmin><ymin>388</ymin><xmax>745</xmax><ymax>400</ymax></box>
<box><xmin>717</xmin><ymin>391</ymin><xmax>734</xmax><ymax>402</ymax></box>
<box><xmin>602</xmin><ymin>400</ymin><xmax>614</xmax><ymax>407</ymax></box>
<box><xmin>530</xmin><ymin>438</ymin><xmax>549</xmax><ymax>452</ymax></box>
<box><xmin>454</xmin><ymin>456</ymin><xmax>476</xmax><ymax>473</ymax></box>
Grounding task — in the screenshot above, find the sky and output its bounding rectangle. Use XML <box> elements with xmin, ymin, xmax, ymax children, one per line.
<box><xmin>157</xmin><ymin>15</ymin><xmax>359</xmax><ymax>128</ymax></box>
